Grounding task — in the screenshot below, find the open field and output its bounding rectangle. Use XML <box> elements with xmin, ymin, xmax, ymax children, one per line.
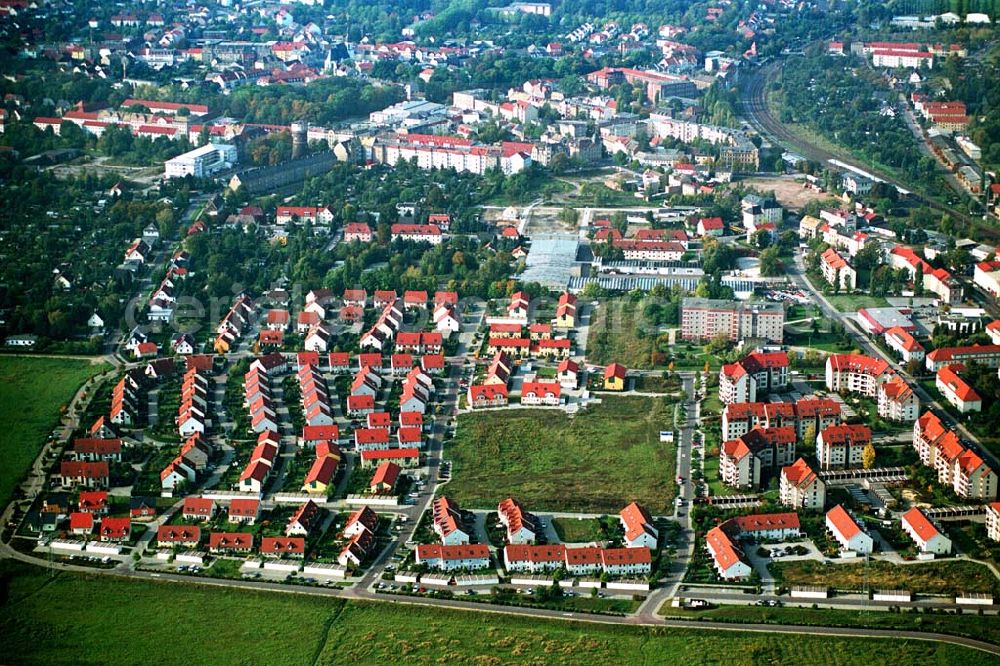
<box><xmin>822</xmin><ymin>294</ymin><xmax>891</xmax><ymax>313</ymax></box>
<box><xmin>0</xmin><ymin>562</ymin><xmax>986</xmax><ymax>665</ymax></box>
<box><xmin>447</xmin><ymin>396</ymin><xmax>676</xmax><ymax>513</ymax></box>
<box><xmin>740</xmin><ymin>176</ymin><xmax>836</xmax><ymax>210</ymax></box>
<box><xmin>552</xmin><ymin>517</ymin><xmax>606</xmax><ymax>543</ymax></box>
<box><xmin>771</xmin><ymin>559</ymin><xmax>1000</xmax><ymax>596</ymax></box>
<box><xmin>0</xmin><ymin>356</ymin><xmax>110</xmax><ymax>508</ymax></box>
<box><xmin>587</xmin><ymin>299</ymin><xmax>659</xmax><ymax>369</ymax></box>
<box><xmin>659</xmin><ymin>603</ymin><xmax>1000</xmax><ymax>646</ymax></box>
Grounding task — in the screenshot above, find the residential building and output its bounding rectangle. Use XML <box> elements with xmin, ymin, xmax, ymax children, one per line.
<box><xmin>884</xmin><ymin>327</ymin><xmax>925</xmax><ymax>363</ymax></box>
<box><xmin>986</xmin><ymin>503</ymin><xmax>1000</xmax><ymax>542</ymax></box>
<box><xmin>720</xmin><ymin>426</ymin><xmax>797</xmax><ymax>489</ymax></box>
<box><xmin>498</xmin><ymin>497</ymin><xmax>539</xmax><ymax>544</ymax></box>
<box><xmin>877</xmin><ymin>377</ymin><xmax>920</xmax><ymax>422</ymax></box>
<box><xmin>820</xmin><ymin>248</ymin><xmax>856</xmax><ymax>290</ymax></box>
<box><xmin>825</xmin><ymin>354</ymin><xmax>892</xmax><ymax>397</ymax></box>
<box><xmin>825</xmin><ymin>504</ymin><xmax>874</xmax><ymax>554</ymax></box>
<box><xmin>722</xmin><ymin>399</ymin><xmax>841</xmax><ymax>441</ymax></box>
<box><xmin>718</xmin><ymin>351</ymin><xmax>789</xmax><ymax>405</ymax></box>
<box><xmin>901</xmin><ymin>507</ymin><xmax>951</xmax><ymax>555</ymax></box>
<box><xmin>925</xmin><ymin>345</ymin><xmax>1000</xmax><ymax>372</ymax></box>
<box><xmin>816</xmin><ymin>424</ymin><xmax>872</xmax><ymax>469</ymax></box>
<box><xmin>680</xmin><ymin>298</ymin><xmax>784</xmax><ymax>343</ymax></box>
<box><xmin>416</xmin><ymin>543</ymin><xmax>491</xmax><ymax>571</ymax></box>
<box><xmin>779</xmin><ymin>458</ymin><xmax>826</xmax><ymax>510</ymax></box>
<box><xmin>619</xmin><ymin>502</ymin><xmax>658</xmax><ymax>549</ymax></box>
<box><xmin>936</xmin><ymin>365</ymin><xmax>982</xmax><ymax>413</ymax></box>
<box><xmin>604</xmin><ymin>363</ymin><xmax>627</xmax><ymax>391</ymax></box>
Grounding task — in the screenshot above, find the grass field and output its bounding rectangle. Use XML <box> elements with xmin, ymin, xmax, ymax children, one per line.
<box><xmin>552</xmin><ymin>517</ymin><xmax>606</xmax><ymax>543</ymax></box>
<box><xmin>822</xmin><ymin>294</ymin><xmax>890</xmax><ymax>313</ymax></box>
<box><xmin>0</xmin><ymin>356</ymin><xmax>109</xmax><ymax>508</ymax></box>
<box><xmin>586</xmin><ymin>299</ymin><xmax>659</xmax><ymax>369</ymax></box>
<box><xmin>0</xmin><ymin>561</ymin><xmax>982</xmax><ymax>665</ymax></box>
<box><xmin>771</xmin><ymin>559</ymin><xmax>1000</xmax><ymax>596</ymax></box>
<box><xmin>659</xmin><ymin>603</ymin><xmax>1000</xmax><ymax>646</ymax></box>
<box><xmin>447</xmin><ymin>396</ymin><xmax>676</xmax><ymax>513</ymax></box>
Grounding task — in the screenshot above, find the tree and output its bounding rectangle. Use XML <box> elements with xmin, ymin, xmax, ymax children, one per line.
<box><xmin>862</xmin><ymin>443</ymin><xmax>876</xmax><ymax>470</ymax></box>
<box><xmin>803</xmin><ymin>423</ymin><xmax>817</xmax><ymax>452</ymax></box>
<box><xmin>759</xmin><ymin>246</ymin><xmax>782</xmax><ymax>277</ymax></box>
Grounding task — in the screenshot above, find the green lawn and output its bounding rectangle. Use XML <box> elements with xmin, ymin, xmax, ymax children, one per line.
<box><xmin>552</xmin><ymin>517</ymin><xmax>607</xmax><ymax>543</ymax></box>
<box><xmin>771</xmin><ymin>559</ymin><xmax>1000</xmax><ymax>596</ymax></box>
<box><xmin>659</xmin><ymin>603</ymin><xmax>1000</xmax><ymax>646</ymax></box>
<box><xmin>587</xmin><ymin>299</ymin><xmax>659</xmax><ymax>369</ymax></box>
<box><xmin>822</xmin><ymin>294</ymin><xmax>890</xmax><ymax>313</ymax></box>
<box><xmin>0</xmin><ymin>356</ymin><xmax>110</xmax><ymax>508</ymax></box>
<box><xmin>447</xmin><ymin>396</ymin><xmax>677</xmax><ymax>513</ymax></box>
<box><xmin>0</xmin><ymin>562</ymin><xmax>984</xmax><ymax>665</ymax></box>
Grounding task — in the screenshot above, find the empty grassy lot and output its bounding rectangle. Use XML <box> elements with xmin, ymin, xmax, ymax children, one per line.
<box><xmin>771</xmin><ymin>559</ymin><xmax>1000</xmax><ymax>596</ymax></box>
<box><xmin>0</xmin><ymin>562</ymin><xmax>983</xmax><ymax>665</ymax></box>
<box><xmin>659</xmin><ymin>603</ymin><xmax>1000</xmax><ymax>646</ymax></box>
<box><xmin>447</xmin><ymin>396</ymin><xmax>677</xmax><ymax>513</ymax></box>
<box><xmin>0</xmin><ymin>355</ymin><xmax>110</xmax><ymax>508</ymax></box>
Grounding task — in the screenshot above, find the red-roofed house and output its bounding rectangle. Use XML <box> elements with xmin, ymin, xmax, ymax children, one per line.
<box><xmin>182</xmin><ymin>497</ymin><xmax>216</xmax><ymax>521</ymax></box>
<box><xmin>825</xmin><ymin>505</ymin><xmax>873</xmax><ymax>554</ymax></box>
<box><xmin>901</xmin><ymin>508</ymin><xmax>951</xmax><ymax>555</ymax></box>
<box><xmin>936</xmin><ymin>365</ymin><xmax>982</xmax><ymax>413</ymax></box>
<box><xmin>98</xmin><ymin>517</ymin><xmax>131</xmax><ymax>542</ymax></box>
<box><xmin>261</xmin><ymin>537</ymin><xmax>305</xmax><ymax>558</ymax></box>
<box><xmin>70</xmin><ymin>512</ymin><xmax>94</xmax><ymax>535</ymax></box>
<box><xmin>416</xmin><ymin>543</ymin><xmax>491</xmax><ymax>571</ymax></box>
<box><xmin>884</xmin><ymin>326</ymin><xmax>925</xmax><ymax>363</ymax></box>
<box><xmin>370</xmin><ymin>462</ymin><xmax>401</xmax><ymax>493</ymax></box>
<box><xmin>157</xmin><ymin>525</ymin><xmax>201</xmax><ymax>548</ymax></box>
<box><xmin>228</xmin><ymin>498</ymin><xmax>260</xmax><ymax>524</ymax></box>
<box><xmin>619</xmin><ymin>502</ymin><xmax>658</xmax><ymax>549</ymax></box>
<box><xmin>779</xmin><ymin>458</ymin><xmax>825</xmax><ymax>510</ymax></box>
<box><xmin>816</xmin><ymin>424</ymin><xmax>872</xmax><ymax>469</ymax></box>
<box><xmin>209</xmin><ymin>532</ymin><xmax>254</xmax><ymax>553</ymax></box>
<box><xmin>825</xmin><ymin>354</ymin><xmax>892</xmax><ymax>397</ymax></box>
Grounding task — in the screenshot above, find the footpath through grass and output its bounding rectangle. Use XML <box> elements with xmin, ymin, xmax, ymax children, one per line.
<box><xmin>0</xmin><ymin>356</ymin><xmax>109</xmax><ymax>508</ymax></box>
<box><xmin>0</xmin><ymin>562</ymin><xmax>982</xmax><ymax>666</ymax></box>
<box><xmin>447</xmin><ymin>396</ymin><xmax>677</xmax><ymax>513</ymax></box>
<box><xmin>659</xmin><ymin>603</ymin><xmax>1000</xmax><ymax>647</ymax></box>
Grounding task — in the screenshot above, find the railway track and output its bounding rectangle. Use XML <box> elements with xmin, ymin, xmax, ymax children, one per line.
<box><xmin>738</xmin><ymin>62</ymin><xmax>983</xmax><ymax>232</ymax></box>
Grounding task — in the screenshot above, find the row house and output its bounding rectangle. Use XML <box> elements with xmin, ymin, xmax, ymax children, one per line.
<box><xmin>467</xmin><ymin>383</ymin><xmax>509</xmax><ymax>409</ymax></box>
<box><xmin>825</xmin><ymin>504</ymin><xmax>874</xmax><ymax>554</ymax></box>
<box><xmin>718</xmin><ymin>351</ymin><xmax>789</xmax><ymax>405</ymax></box>
<box><xmin>214</xmin><ymin>295</ymin><xmax>255</xmax><ymax>354</ymax></box>
<box><xmin>390</xmin><ymin>223</ymin><xmax>444</xmax><ymax>244</ymax></box>
<box><xmin>110</xmin><ymin>368</ymin><xmax>146</xmax><ymax>426</ymax></box>
<box><xmin>889</xmin><ymin>246</ymin><xmax>963</xmax><ymax>304</ymax></box>
<box><xmin>59</xmin><ymin>461</ymin><xmax>109</xmax><ymax>490</ymax></box>
<box><xmin>503</xmin><ymin>544</ymin><xmax>653</xmax><ymax>576</ymax></box>
<box><xmin>178</xmin><ymin>367</ymin><xmax>209</xmax><ymax>437</ymax></box>
<box><xmin>721</xmin><ymin>398</ymin><xmax>841</xmax><ymax>441</ymax></box>
<box><xmin>508</xmin><ymin>291</ymin><xmax>530</xmax><ymax>322</ymax></box>
<box><xmin>394</xmin><ymin>331</ymin><xmax>443</xmax><ymax>355</ymax></box>
<box><xmin>434</xmin><ymin>303</ymin><xmax>461</xmax><ymax>332</ymax></box>
<box><xmin>498</xmin><ymin>497</ymin><xmax>539</xmax><ymax>544</ymax></box>
<box><xmin>302</xmin><ymin>442</ymin><xmax>341</xmax><ymax>495</ymax></box>
<box><xmin>901</xmin><ymin>507</ymin><xmax>951</xmax><ymax>555</ymax></box>
<box><xmin>825</xmin><ymin>354</ymin><xmax>892</xmax><ymax>397</ymax></box>
<box><xmin>276</xmin><ymin>206</ymin><xmax>334</xmax><ymax>225</ymax></box>
<box><xmin>416</xmin><ymin>543</ymin><xmax>491</xmax><ymax>571</ymax></box>
<box><xmin>71</xmin><ymin>438</ymin><xmax>122</xmax><ymax>463</ymax></box>
<box><xmin>359</xmin><ymin>448</ymin><xmax>420</xmax><ymax>469</ymax></box>
<box><xmin>157</xmin><ymin>525</ymin><xmax>202</xmax><ymax>549</ymax></box>
<box><xmin>720</xmin><ymin>426</ymin><xmax>797</xmax><ymax>490</ymax></box>
<box><xmin>936</xmin><ymin>365</ymin><xmax>982</xmax><ymax>413</ymax></box>
<box><xmin>520</xmin><ymin>380</ymin><xmax>561</xmax><ymax>406</ymax></box>
<box><xmin>433</xmin><ymin>496</ymin><xmax>470</xmax><ymax>545</ymax></box>
<box><xmin>299</xmin><ymin>363</ymin><xmax>335</xmax><ymax>427</ymax></box>
<box><xmin>360</xmin><ymin>299</ymin><xmax>404</xmax><ymax>351</ymax></box>
<box><xmin>816</xmin><ymin>424</ymin><xmax>872</xmax><ymax>469</ymax></box>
